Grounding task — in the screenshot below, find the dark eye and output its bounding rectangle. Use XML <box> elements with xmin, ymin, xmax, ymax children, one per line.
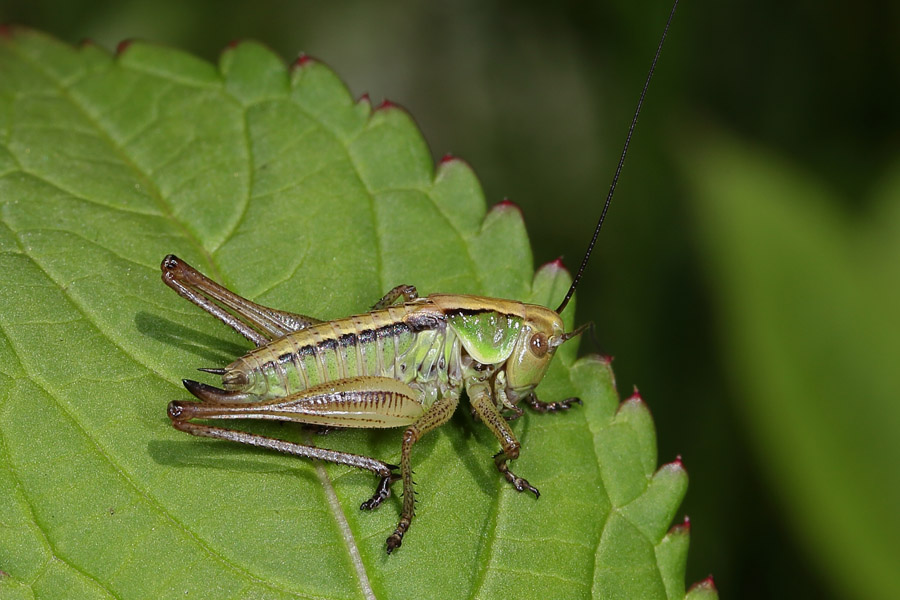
<box><xmin>529</xmin><ymin>332</ymin><xmax>548</xmax><ymax>357</ymax></box>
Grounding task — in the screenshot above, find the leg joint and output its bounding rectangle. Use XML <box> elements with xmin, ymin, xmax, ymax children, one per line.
<box><xmin>168</xmin><ymin>401</ymin><xmax>189</xmax><ymax>422</ymax></box>
<box><xmin>503</xmin><ymin>442</ymin><xmax>520</xmax><ymax>460</ymax></box>
<box><xmin>401</xmin><ymin>427</ymin><xmax>418</xmax><ymax>447</ymax></box>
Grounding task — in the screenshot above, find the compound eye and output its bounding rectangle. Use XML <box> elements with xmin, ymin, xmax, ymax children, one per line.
<box><xmin>529</xmin><ymin>332</ymin><xmax>549</xmax><ymax>357</ymax></box>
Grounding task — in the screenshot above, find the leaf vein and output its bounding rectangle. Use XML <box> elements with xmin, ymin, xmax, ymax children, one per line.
<box><xmin>5</xmin><ymin>41</ymin><xmax>222</xmax><ymax>280</ymax></box>
<box><xmin>0</xmin><ymin>336</ymin><xmax>121</xmax><ymax>600</ymax></box>
<box><xmin>312</xmin><ymin>453</ymin><xmax>375</xmax><ymax>600</ymax></box>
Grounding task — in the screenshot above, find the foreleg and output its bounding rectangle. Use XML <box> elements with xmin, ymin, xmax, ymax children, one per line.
<box><xmin>467</xmin><ymin>380</ymin><xmax>540</xmax><ymax>497</ymax></box>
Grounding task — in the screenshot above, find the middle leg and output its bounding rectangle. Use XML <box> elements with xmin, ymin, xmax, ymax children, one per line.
<box><xmin>385</xmin><ymin>390</ymin><xmax>459</xmax><ymax>553</ymax></box>
<box><xmin>372</xmin><ymin>285</ymin><xmax>418</xmax><ymax>310</ymax></box>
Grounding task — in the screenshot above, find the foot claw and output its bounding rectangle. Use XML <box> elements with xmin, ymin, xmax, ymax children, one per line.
<box><xmin>386</xmin><ymin>519</ymin><xmax>409</xmax><ymax>554</ymax></box>
<box><xmin>386</xmin><ymin>534</ymin><xmax>402</xmax><ymax>554</ymax></box>
<box><xmin>512</xmin><ymin>476</ymin><xmax>540</xmax><ymax>498</ymax></box>
<box><xmin>360</xmin><ymin>471</ymin><xmax>400</xmax><ymax>511</ymax></box>
<box><xmin>494</xmin><ymin>452</ymin><xmax>541</xmax><ymax>498</ymax></box>
<box><xmin>527</xmin><ymin>394</ymin><xmax>582</xmax><ymax>413</ymax></box>
<box><xmin>503</xmin><ymin>404</ymin><xmax>525</xmax><ymax>421</ymax></box>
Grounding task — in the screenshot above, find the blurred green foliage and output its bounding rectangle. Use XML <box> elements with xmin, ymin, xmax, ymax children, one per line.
<box><xmin>1</xmin><ymin>0</ymin><xmax>897</xmax><ymax>597</ymax></box>
<box><xmin>686</xmin><ymin>135</ymin><xmax>900</xmax><ymax>600</ymax></box>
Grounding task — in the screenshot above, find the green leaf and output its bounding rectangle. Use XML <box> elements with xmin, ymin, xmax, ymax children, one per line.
<box><xmin>0</xmin><ymin>30</ymin><xmax>707</xmax><ymax>599</ymax></box>
<box><xmin>685</xmin><ymin>132</ymin><xmax>900</xmax><ymax>600</ymax></box>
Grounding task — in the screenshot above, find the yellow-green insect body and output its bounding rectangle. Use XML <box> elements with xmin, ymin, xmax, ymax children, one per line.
<box><xmin>163</xmin><ymin>256</ymin><xmax>575</xmax><ymax>552</ymax></box>
<box><xmin>223</xmin><ymin>294</ymin><xmax>563</xmax><ymax>411</ymax></box>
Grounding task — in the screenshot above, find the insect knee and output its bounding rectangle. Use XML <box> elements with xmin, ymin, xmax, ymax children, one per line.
<box><xmin>401</xmin><ymin>427</ymin><xmax>418</xmax><ymax>447</ymax></box>
<box><xmin>502</xmin><ymin>444</ymin><xmax>520</xmax><ymax>461</ymax></box>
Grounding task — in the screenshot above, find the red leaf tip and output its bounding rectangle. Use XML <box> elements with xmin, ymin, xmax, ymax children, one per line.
<box><xmin>495</xmin><ymin>198</ymin><xmax>521</xmax><ymax>212</ymax></box>
<box><xmin>599</xmin><ymin>354</ymin><xmax>614</xmax><ymax>364</ymax></box>
<box><xmin>536</xmin><ymin>257</ymin><xmax>569</xmax><ymax>275</ymax></box>
<box><xmin>629</xmin><ymin>385</ymin><xmax>642</xmax><ymax>402</ymax></box>
<box><xmin>688</xmin><ymin>575</ymin><xmax>717</xmax><ymax>592</ymax></box>
<box><xmin>670</xmin><ymin>515</ymin><xmax>691</xmax><ymax>534</ymax></box>
<box><xmin>116</xmin><ymin>39</ymin><xmax>134</xmax><ymax>55</ymax></box>
<box><xmin>294</xmin><ymin>52</ymin><xmax>314</xmax><ymax>67</ymax></box>
<box><xmin>378</xmin><ymin>99</ymin><xmax>397</xmax><ymax>110</ymax></box>
<box><xmin>547</xmin><ymin>256</ymin><xmax>566</xmax><ymax>269</ymax></box>
<box><xmin>440</xmin><ymin>153</ymin><xmax>457</xmax><ymax>164</ymax></box>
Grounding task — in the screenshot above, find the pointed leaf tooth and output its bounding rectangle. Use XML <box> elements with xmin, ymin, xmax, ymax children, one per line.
<box><xmin>615</xmin><ymin>392</ymin><xmax>657</xmax><ymax>476</ymax></box>
<box><xmin>594</xmin><ymin>512</ymin><xmax>668</xmax><ymax>598</ymax></box>
<box><xmin>531</xmin><ymin>257</ymin><xmax>572</xmax><ymax>309</ymax></box>
<box><xmin>220</xmin><ymin>40</ymin><xmax>289</xmax><ymax>103</ymax></box>
<box><xmin>656</xmin><ymin>515</ymin><xmax>692</xmax><ymax>600</ymax></box>
<box><xmin>114</xmin><ymin>40</ymin><xmax>219</xmax><ymax>86</ymax></box>
<box><xmin>469</xmin><ymin>195</ymin><xmax>532</xmax><ymax>299</ymax></box>
<box><xmin>289</xmin><ymin>58</ymin><xmax>366</xmax><ymax>141</ymax></box>
<box><xmin>431</xmin><ymin>153</ymin><xmax>485</xmax><ymax>232</ymax></box>
<box><xmin>593</xmin><ymin>423</ymin><xmax>649</xmax><ymax>506</ymax></box>
<box><xmin>571</xmin><ymin>353</ymin><xmax>619</xmax><ymax>422</ymax></box>
<box><xmin>620</xmin><ymin>457</ymin><xmax>689</xmax><ymax>543</ymax></box>
<box><xmin>493</xmin><ymin>198</ymin><xmax>522</xmax><ymax>214</ymax></box>
<box><xmin>349</xmin><ymin>101</ymin><xmax>432</xmax><ymax>192</ymax></box>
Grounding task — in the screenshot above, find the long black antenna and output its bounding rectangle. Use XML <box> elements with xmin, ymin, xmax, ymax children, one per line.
<box><xmin>556</xmin><ymin>0</ymin><xmax>679</xmax><ymax>314</ymax></box>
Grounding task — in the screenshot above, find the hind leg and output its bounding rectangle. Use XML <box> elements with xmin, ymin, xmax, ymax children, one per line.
<box><xmin>161</xmin><ymin>254</ymin><xmax>321</xmax><ymax>346</ymax></box>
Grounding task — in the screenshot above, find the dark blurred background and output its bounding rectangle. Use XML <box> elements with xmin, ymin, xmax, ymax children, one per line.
<box><xmin>3</xmin><ymin>1</ymin><xmax>897</xmax><ymax>597</ymax></box>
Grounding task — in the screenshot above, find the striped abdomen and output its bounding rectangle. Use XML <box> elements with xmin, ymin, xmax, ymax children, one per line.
<box><xmin>223</xmin><ymin>302</ymin><xmax>459</xmax><ymax>401</ymax></box>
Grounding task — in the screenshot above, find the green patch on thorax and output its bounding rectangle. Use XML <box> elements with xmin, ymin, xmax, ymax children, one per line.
<box><xmin>447</xmin><ymin>311</ymin><xmax>523</xmax><ymax>364</ymax></box>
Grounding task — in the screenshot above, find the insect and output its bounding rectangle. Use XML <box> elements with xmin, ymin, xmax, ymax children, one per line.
<box><xmin>163</xmin><ymin>1</ymin><xmax>678</xmax><ymax>553</ymax></box>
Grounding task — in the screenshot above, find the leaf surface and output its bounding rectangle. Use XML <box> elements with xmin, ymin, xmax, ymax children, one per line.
<box><xmin>0</xmin><ymin>30</ymin><xmax>707</xmax><ymax>599</ymax></box>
